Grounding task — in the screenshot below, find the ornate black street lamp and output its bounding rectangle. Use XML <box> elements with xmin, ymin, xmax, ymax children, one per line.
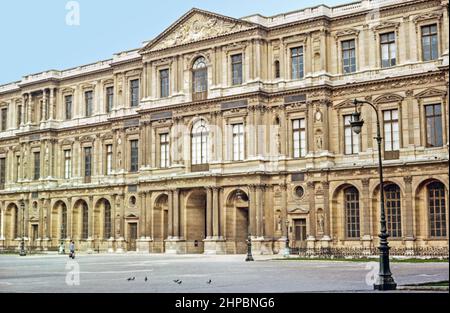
<box><xmin>19</xmin><ymin>200</ymin><xmax>26</xmax><ymax>256</ymax></box>
<box><xmin>245</xmin><ymin>233</ymin><xmax>254</xmax><ymax>262</ymax></box>
<box><xmin>350</xmin><ymin>99</ymin><xmax>397</xmax><ymax>291</ymax></box>
<box><xmin>284</xmin><ymin>219</ymin><xmax>290</xmax><ymax>257</ymax></box>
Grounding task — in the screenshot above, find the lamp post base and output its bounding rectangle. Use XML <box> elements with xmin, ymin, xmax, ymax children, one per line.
<box><xmin>374</xmin><ymin>279</ymin><xmax>397</xmax><ymax>291</ymax></box>
<box><xmin>245</xmin><ymin>254</ymin><xmax>254</xmax><ymax>262</ymax></box>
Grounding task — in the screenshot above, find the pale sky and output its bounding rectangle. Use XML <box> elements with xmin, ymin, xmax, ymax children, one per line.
<box><xmin>0</xmin><ymin>0</ymin><xmax>348</xmax><ymax>85</ymax></box>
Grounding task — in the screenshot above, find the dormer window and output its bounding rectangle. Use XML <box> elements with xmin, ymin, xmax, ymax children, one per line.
<box><xmin>192</xmin><ymin>57</ymin><xmax>208</xmax><ymax>101</ymax></box>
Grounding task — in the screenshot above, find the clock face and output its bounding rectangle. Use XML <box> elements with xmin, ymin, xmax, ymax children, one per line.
<box><xmin>315</xmin><ymin>111</ymin><xmax>322</xmax><ymax>121</ymax></box>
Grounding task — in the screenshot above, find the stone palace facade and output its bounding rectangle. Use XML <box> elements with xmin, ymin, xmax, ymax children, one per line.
<box><xmin>0</xmin><ymin>0</ymin><xmax>448</xmax><ymax>255</ymax></box>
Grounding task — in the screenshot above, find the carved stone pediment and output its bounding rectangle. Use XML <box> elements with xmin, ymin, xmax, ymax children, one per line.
<box><xmin>101</xmin><ymin>133</ymin><xmax>114</xmax><ymax>140</ymax></box>
<box><xmin>334</xmin><ymin>28</ymin><xmax>360</xmax><ymax>38</ymax></box>
<box><xmin>373</xmin><ymin>93</ymin><xmax>404</xmax><ymax>104</ymax></box>
<box><xmin>140</xmin><ymin>8</ymin><xmax>257</xmax><ymax>53</ymax></box>
<box><xmin>415</xmin><ymin>88</ymin><xmax>447</xmax><ymax>99</ymax></box>
<box><xmin>371</xmin><ymin>21</ymin><xmax>400</xmax><ymax>32</ymax></box>
<box><xmin>60</xmin><ymin>139</ymin><xmax>73</xmax><ymax>146</ymax></box>
<box><xmin>334</xmin><ymin>99</ymin><xmax>354</xmax><ymax>109</ymax></box>
<box><xmin>412</xmin><ymin>11</ymin><xmax>443</xmax><ymax>23</ymax></box>
<box><xmin>80</xmin><ymin>135</ymin><xmax>94</xmax><ymax>143</ymax></box>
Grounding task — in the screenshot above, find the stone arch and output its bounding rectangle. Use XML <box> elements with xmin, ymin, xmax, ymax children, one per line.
<box><xmin>51</xmin><ymin>200</ymin><xmax>68</xmax><ymax>244</ymax></box>
<box><xmin>72</xmin><ymin>199</ymin><xmax>89</xmax><ymax>240</ymax></box>
<box><xmin>224</xmin><ymin>188</ymin><xmax>249</xmax><ymax>254</ymax></box>
<box><xmin>331</xmin><ymin>183</ymin><xmax>362</xmax><ymax>242</ymax></box>
<box><xmin>184</xmin><ymin>188</ymin><xmax>207</xmax><ymax>253</ymax></box>
<box><xmin>4</xmin><ymin>203</ymin><xmax>19</xmax><ymax>241</ymax></box>
<box><xmin>153</xmin><ymin>193</ymin><xmax>169</xmax><ymax>252</ymax></box>
<box><xmin>413</xmin><ymin>178</ymin><xmax>448</xmax><ymax>240</ymax></box>
<box><xmin>371</xmin><ymin>182</ymin><xmax>404</xmax><ymax>239</ymax></box>
<box><xmin>95</xmin><ymin>198</ymin><xmax>112</xmax><ymax>240</ymax></box>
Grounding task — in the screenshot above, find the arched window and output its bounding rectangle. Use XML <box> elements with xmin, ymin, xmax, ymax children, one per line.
<box><xmin>104</xmin><ymin>201</ymin><xmax>111</xmax><ymax>239</ymax></box>
<box><xmin>192</xmin><ymin>119</ymin><xmax>209</xmax><ymax>165</ymax></box>
<box><xmin>274</xmin><ymin>60</ymin><xmax>280</xmax><ymax>79</ymax></box>
<box><xmin>82</xmin><ymin>203</ymin><xmax>89</xmax><ymax>239</ymax></box>
<box><xmin>427</xmin><ymin>182</ymin><xmax>447</xmax><ymax>237</ymax></box>
<box><xmin>344</xmin><ymin>187</ymin><xmax>360</xmax><ymax>238</ymax></box>
<box><xmin>192</xmin><ymin>57</ymin><xmax>208</xmax><ymax>101</ymax></box>
<box><xmin>61</xmin><ymin>205</ymin><xmax>67</xmax><ymax>239</ymax></box>
<box><xmin>385</xmin><ymin>184</ymin><xmax>402</xmax><ymax>238</ymax></box>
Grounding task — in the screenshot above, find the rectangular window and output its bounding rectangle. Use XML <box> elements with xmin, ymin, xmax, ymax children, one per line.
<box><xmin>130</xmin><ymin>140</ymin><xmax>139</xmax><ymax>172</ymax></box>
<box><xmin>291</xmin><ymin>47</ymin><xmax>304</xmax><ymax>80</ymax></box>
<box><xmin>292</xmin><ymin>118</ymin><xmax>306</xmax><ymax>158</ymax></box>
<box><xmin>422</xmin><ymin>24</ymin><xmax>438</xmax><ymax>61</ymax></box>
<box><xmin>383</xmin><ymin>109</ymin><xmax>400</xmax><ymax>152</ymax></box>
<box><xmin>106</xmin><ymin>144</ymin><xmax>113</xmax><ymax>175</ymax></box>
<box><xmin>33</xmin><ymin>152</ymin><xmax>40</xmax><ymax>180</ymax></box>
<box><xmin>160</xmin><ymin>133</ymin><xmax>170</xmax><ymax>168</ymax></box>
<box><xmin>232</xmin><ymin>123</ymin><xmax>244</xmax><ymax>161</ymax></box>
<box><xmin>231</xmin><ymin>54</ymin><xmax>243</xmax><ymax>85</ymax></box>
<box><xmin>160</xmin><ymin>69</ymin><xmax>170</xmax><ymax>98</ymax></box>
<box><xmin>84</xmin><ymin>147</ymin><xmax>92</xmax><ymax>178</ymax></box>
<box><xmin>64</xmin><ymin>150</ymin><xmax>72</xmax><ymax>179</ymax></box>
<box><xmin>380</xmin><ymin>32</ymin><xmax>396</xmax><ymax>68</ymax></box>
<box><xmin>65</xmin><ymin>95</ymin><xmax>72</xmax><ymax>120</ymax></box>
<box><xmin>85</xmin><ymin>91</ymin><xmax>93</xmax><ymax>117</ymax></box>
<box><xmin>0</xmin><ymin>158</ymin><xmax>5</xmax><ymax>189</ymax></box>
<box><xmin>17</xmin><ymin>105</ymin><xmax>22</xmax><ymax>127</ymax></box>
<box><xmin>106</xmin><ymin>87</ymin><xmax>114</xmax><ymax>113</ymax></box>
<box><xmin>344</xmin><ymin>115</ymin><xmax>360</xmax><ymax>155</ymax></box>
<box><xmin>130</xmin><ymin>79</ymin><xmax>140</xmax><ymax>107</ymax></box>
<box><xmin>1</xmin><ymin>108</ymin><xmax>7</xmax><ymax>131</ymax></box>
<box><xmin>342</xmin><ymin>39</ymin><xmax>356</xmax><ymax>73</ymax></box>
<box><xmin>425</xmin><ymin>104</ymin><xmax>443</xmax><ymax>147</ymax></box>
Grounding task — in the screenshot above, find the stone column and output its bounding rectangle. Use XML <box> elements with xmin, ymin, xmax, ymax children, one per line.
<box><xmin>167</xmin><ymin>190</ymin><xmax>173</xmax><ymax>238</ymax></box>
<box><xmin>49</xmin><ymin>88</ymin><xmax>55</xmax><ymax>120</ymax></box>
<box><xmin>0</xmin><ymin>208</ymin><xmax>4</xmax><ymax>240</ymax></box>
<box><xmin>255</xmin><ymin>185</ymin><xmax>264</xmax><ymax>237</ymax></box>
<box><xmin>361</xmin><ymin>178</ymin><xmax>372</xmax><ymax>253</ymax></box>
<box><xmin>206</xmin><ymin>187</ymin><xmax>213</xmax><ymax>239</ymax></box>
<box><xmin>212</xmin><ymin>187</ymin><xmax>220</xmax><ymax>238</ymax></box>
<box><xmin>306</xmin><ymin>181</ymin><xmax>316</xmax><ymax>253</ymax></box>
<box><xmin>27</xmin><ymin>93</ymin><xmax>33</xmax><ymax>124</ymax></box>
<box><xmin>403</xmin><ymin>176</ymin><xmax>415</xmax><ymax>253</ymax></box>
<box><xmin>139</xmin><ymin>192</ymin><xmax>146</xmax><ymax>238</ymax></box>
<box><xmin>41</xmin><ymin>89</ymin><xmax>47</xmax><ymax>121</ymax></box>
<box><xmin>322</xmin><ymin>182</ymin><xmax>331</xmax><ymax>239</ymax></box>
<box><xmin>173</xmin><ymin>189</ymin><xmax>180</xmax><ymax>239</ymax></box>
<box><xmin>249</xmin><ymin>185</ymin><xmax>256</xmax><ymax>237</ymax></box>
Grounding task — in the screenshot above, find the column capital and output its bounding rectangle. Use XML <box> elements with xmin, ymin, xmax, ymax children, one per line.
<box><xmin>403</xmin><ymin>175</ymin><xmax>413</xmax><ymax>184</ymax></box>
<box><xmin>361</xmin><ymin>178</ymin><xmax>370</xmax><ymax>188</ymax></box>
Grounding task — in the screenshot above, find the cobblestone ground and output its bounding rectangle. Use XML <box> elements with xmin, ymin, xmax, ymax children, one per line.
<box><xmin>0</xmin><ymin>253</ymin><xmax>448</xmax><ymax>293</ymax></box>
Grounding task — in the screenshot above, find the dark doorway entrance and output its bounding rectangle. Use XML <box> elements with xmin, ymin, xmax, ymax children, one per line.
<box><xmin>293</xmin><ymin>219</ymin><xmax>307</xmax><ymax>249</ymax></box>
<box><xmin>128</xmin><ymin>223</ymin><xmax>137</xmax><ymax>251</ymax></box>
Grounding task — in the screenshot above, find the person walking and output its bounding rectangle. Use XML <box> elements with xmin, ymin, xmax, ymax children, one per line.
<box><xmin>69</xmin><ymin>241</ymin><xmax>75</xmax><ymax>259</ymax></box>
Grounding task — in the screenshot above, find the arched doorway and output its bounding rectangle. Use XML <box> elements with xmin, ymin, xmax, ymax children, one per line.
<box><xmin>331</xmin><ymin>184</ymin><xmax>361</xmax><ymax>243</ymax></box>
<box><xmin>153</xmin><ymin>194</ymin><xmax>169</xmax><ymax>252</ymax></box>
<box><xmin>185</xmin><ymin>189</ymin><xmax>207</xmax><ymax>253</ymax></box>
<box><xmin>414</xmin><ymin>179</ymin><xmax>448</xmax><ymax>240</ymax></box>
<box><xmin>4</xmin><ymin>203</ymin><xmax>19</xmax><ymax>248</ymax></box>
<box><xmin>51</xmin><ymin>201</ymin><xmax>68</xmax><ymax>247</ymax></box>
<box><xmin>225</xmin><ymin>189</ymin><xmax>249</xmax><ymax>254</ymax></box>
<box><xmin>372</xmin><ymin>183</ymin><xmax>403</xmax><ymax>239</ymax></box>
<box><xmin>95</xmin><ymin>198</ymin><xmax>112</xmax><ymax>251</ymax></box>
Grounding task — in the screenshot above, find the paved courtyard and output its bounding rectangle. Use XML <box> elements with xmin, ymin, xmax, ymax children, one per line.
<box><xmin>0</xmin><ymin>253</ymin><xmax>447</xmax><ymax>293</ymax></box>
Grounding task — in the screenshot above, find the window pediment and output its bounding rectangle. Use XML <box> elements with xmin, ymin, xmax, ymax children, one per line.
<box><xmin>373</xmin><ymin>93</ymin><xmax>404</xmax><ymax>104</ymax></box>
<box><xmin>334</xmin><ymin>28</ymin><xmax>360</xmax><ymax>39</ymax></box>
<box><xmin>412</xmin><ymin>11</ymin><xmax>443</xmax><ymax>24</ymax></box>
<box><xmin>371</xmin><ymin>21</ymin><xmax>400</xmax><ymax>32</ymax></box>
<box><xmin>415</xmin><ymin>88</ymin><xmax>447</xmax><ymax>99</ymax></box>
